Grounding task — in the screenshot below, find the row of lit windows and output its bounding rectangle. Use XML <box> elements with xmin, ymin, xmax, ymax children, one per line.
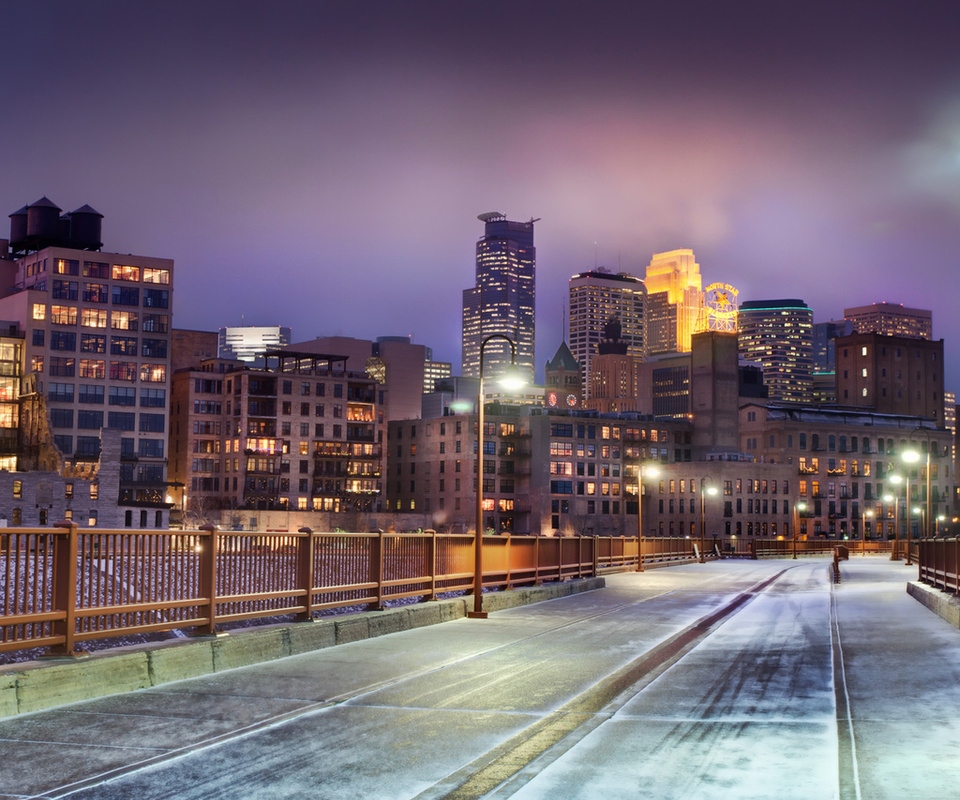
<box><xmin>31</xmin><ymin>356</ymin><xmax>165</xmax><ymax>383</ymax></box>
<box><xmin>51</xmin><ymin>259</ymin><xmax>170</xmax><ymax>284</ymax></box>
<box><xmin>11</xmin><ymin>479</ymin><xmax>98</xmax><ymax>500</ymax></box>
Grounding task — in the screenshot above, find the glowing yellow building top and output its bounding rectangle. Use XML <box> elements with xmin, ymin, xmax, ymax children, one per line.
<box><xmin>644</xmin><ymin>249</ymin><xmax>703</xmax><ymax>354</ymax></box>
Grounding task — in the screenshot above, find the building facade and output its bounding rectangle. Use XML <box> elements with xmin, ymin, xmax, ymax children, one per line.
<box><xmin>461</xmin><ymin>213</ymin><xmax>536</xmax><ymax>383</ymax></box>
<box><xmin>737</xmin><ymin>299</ymin><xmax>814</xmax><ymax>404</ymax></box>
<box><xmin>169</xmin><ymin>351</ymin><xmax>384</xmax><ymax>520</ymax></box>
<box><xmin>568</xmin><ymin>268</ymin><xmax>645</xmax><ymax>397</ymax></box>
<box><xmin>740</xmin><ymin>403</ymin><xmax>952</xmax><ymax>538</ymax></box>
<box><xmin>844</xmin><ymin>303</ymin><xmax>932</xmax><ymax>340</ymax></box>
<box><xmin>0</xmin><ymin>198</ymin><xmax>173</xmax><ymax>519</ymax></box>
<box><xmin>834</xmin><ymin>333</ymin><xmax>945</xmax><ymax>425</ymax></box>
<box><xmin>387</xmin><ymin>409</ymin><xmax>692</xmax><ymax>536</ymax></box>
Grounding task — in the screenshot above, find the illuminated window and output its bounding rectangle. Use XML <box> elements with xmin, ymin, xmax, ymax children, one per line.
<box><xmin>13</xmin><ymin>480</ymin><xmax>22</xmax><ymax>499</ymax></box>
<box><xmin>143</xmin><ymin>268</ymin><xmax>170</xmax><ymax>284</ymax></box>
<box><xmin>81</xmin><ymin>308</ymin><xmax>108</xmax><ymax>328</ymax></box>
<box><xmin>55</xmin><ymin>258</ymin><xmax>79</xmax><ymax>275</ymax></box>
<box><xmin>79</xmin><ymin>359</ymin><xmax>105</xmax><ymax>379</ymax></box>
<box><xmin>298</xmin><ymin>497</ymin><xmax>307</xmax><ymax>510</ymax></box>
<box><xmin>32</xmin><ymin>303</ymin><xmax>45</xmax><ymax>321</ymax></box>
<box><xmin>140</xmin><ymin>364</ymin><xmax>166</xmax><ymax>383</ymax></box>
<box><xmin>51</xmin><ymin>305</ymin><xmax>78</xmax><ymax>325</ymax></box>
<box><xmin>111</xmin><ymin>311</ymin><xmax>138</xmax><ymax>330</ymax></box>
<box><xmin>112</xmin><ymin>264</ymin><xmax>140</xmax><ymax>282</ymax></box>
<box><xmin>31</xmin><ymin>355</ymin><xmax>43</xmax><ymax>372</ymax></box>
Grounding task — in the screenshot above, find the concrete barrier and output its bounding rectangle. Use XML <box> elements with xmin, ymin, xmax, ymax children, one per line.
<box><xmin>907</xmin><ymin>580</ymin><xmax>960</xmax><ymax>628</ymax></box>
<box><xmin>0</xmin><ymin>577</ymin><xmax>604</xmax><ymax>718</ymax></box>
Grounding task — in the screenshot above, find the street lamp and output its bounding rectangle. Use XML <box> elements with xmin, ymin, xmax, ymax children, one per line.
<box><xmin>470</xmin><ymin>334</ymin><xmax>526</xmax><ymax>620</ymax></box>
<box><xmin>937</xmin><ymin>514</ymin><xmax>946</xmax><ymax>537</ymax></box>
<box><xmin>903</xmin><ymin>441</ymin><xmax>934</xmax><ymax>540</ymax></box>
<box><xmin>793</xmin><ymin>500</ymin><xmax>807</xmax><ymax>560</ymax></box>
<box><xmin>862</xmin><ymin>508</ymin><xmax>873</xmax><ymax>555</ymax></box>
<box><xmin>636</xmin><ymin>463</ymin><xmax>659</xmax><ymax>572</ymax></box>
<box><xmin>699</xmin><ymin>479</ymin><xmax>718</xmax><ymax>563</ymax></box>
<box><xmin>887</xmin><ymin>476</ymin><xmax>903</xmax><ymax>561</ymax></box>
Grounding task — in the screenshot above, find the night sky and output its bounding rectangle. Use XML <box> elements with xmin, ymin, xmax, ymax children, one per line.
<box><xmin>4</xmin><ymin>2</ymin><xmax>960</xmax><ymax>385</ymax></box>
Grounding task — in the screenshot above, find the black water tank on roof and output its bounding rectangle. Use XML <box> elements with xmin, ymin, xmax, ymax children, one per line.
<box><xmin>26</xmin><ymin>196</ymin><xmax>61</xmax><ymax>239</ymax></box>
<box><xmin>8</xmin><ymin>206</ymin><xmax>27</xmax><ymax>244</ymax></box>
<box><xmin>68</xmin><ymin>204</ymin><xmax>103</xmax><ymax>250</ymax></box>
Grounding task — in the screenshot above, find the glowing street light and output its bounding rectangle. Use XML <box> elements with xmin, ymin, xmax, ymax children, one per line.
<box><xmin>887</xmin><ymin>475</ymin><xmax>902</xmax><ymax>561</ymax></box>
<box><xmin>793</xmin><ymin>500</ymin><xmax>808</xmax><ymax>560</ymax></box>
<box><xmin>636</xmin><ymin>463</ymin><xmax>659</xmax><ymax>573</ymax></box>
<box><xmin>699</xmin><ymin>479</ymin><xmax>719</xmax><ymax>563</ymax></box>
<box><xmin>469</xmin><ymin>334</ymin><xmax>526</xmax><ymax>620</ymax></box>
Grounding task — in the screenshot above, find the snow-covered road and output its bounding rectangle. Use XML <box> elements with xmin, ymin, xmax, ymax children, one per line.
<box><xmin>1</xmin><ymin>558</ymin><xmax>956</xmax><ymax>799</ymax></box>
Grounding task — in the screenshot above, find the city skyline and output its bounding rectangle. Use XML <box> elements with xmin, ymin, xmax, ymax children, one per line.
<box><xmin>4</xmin><ymin>2</ymin><xmax>960</xmax><ymax>385</ymax></box>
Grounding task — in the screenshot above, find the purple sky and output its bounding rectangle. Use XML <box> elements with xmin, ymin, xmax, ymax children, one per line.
<box><xmin>4</xmin><ymin>2</ymin><xmax>960</xmax><ymax>385</ymax></box>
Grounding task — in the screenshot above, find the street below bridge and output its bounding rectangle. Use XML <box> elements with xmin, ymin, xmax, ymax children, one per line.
<box><xmin>1</xmin><ymin>558</ymin><xmax>959</xmax><ymax>799</ymax></box>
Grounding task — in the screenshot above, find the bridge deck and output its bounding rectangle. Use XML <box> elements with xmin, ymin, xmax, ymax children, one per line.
<box><xmin>0</xmin><ymin>558</ymin><xmax>954</xmax><ymax>800</ymax></box>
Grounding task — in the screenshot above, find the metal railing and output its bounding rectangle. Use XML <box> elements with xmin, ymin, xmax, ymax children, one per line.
<box><xmin>918</xmin><ymin>539</ymin><xmax>960</xmax><ymax>594</ymax></box>
<box><xmin>2</xmin><ymin>526</ymin><xmax>885</xmax><ymax>659</ymax></box>
<box><xmin>0</xmin><ymin>525</ymin><xmax>613</xmax><ymax>657</ymax></box>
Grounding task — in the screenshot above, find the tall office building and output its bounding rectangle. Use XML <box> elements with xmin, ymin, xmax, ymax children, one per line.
<box><xmin>568</xmin><ymin>268</ymin><xmax>645</xmax><ymax>398</ymax></box>
<box><xmin>737</xmin><ymin>299</ymin><xmax>814</xmax><ymax>404</ymax></box>
<box><xmin>0</xmin><ymin>197</ymin><xmax>173</xmax><ymax>518</ymax></box>
<box><xmin>643</xmin><ymin>249</ymin><xmax>703</xmax><ymax>355</ymax></box>
<box><xmin>844</xmin><ymin>303</ymin><xmax>932</xmax><ymax>340</ymax></box>
<box><xmin>461</xmin><ymin>213</ymin><xmax>536</xmax><ymax>383</ymax></box>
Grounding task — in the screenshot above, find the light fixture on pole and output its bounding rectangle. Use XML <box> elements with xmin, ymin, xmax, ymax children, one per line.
<box><xmin>636</xmin><ymin>463</ymin><xmax>659</xmax><ymax>572</ymax></box>
<box><xmin>862</xmin><ymin>508</ymin><xmax>873</xmax><ymax>554</ymax></box>
<box><xmin>793</xmin><ymin>500</ymin><xmax>807</xmax><ymax>560</ymax></box>
<box><xmin>469</xmin><ymin>334</ymin><xmax>525</xmax><ymax>620</ymax></box>
<box><xmin>887</xmin><ymin>475</ymin><xmax>902</xmax><ymax>561</ymax></box>
<box><xmin>937</xmin><ymin>514</ymin><xmax>946</xmax><ymax>537</ymax></box>
<box><xmin>699</xmin><ymin>479</ymin><xmax>718</xmax><ymax>563</ymax></box>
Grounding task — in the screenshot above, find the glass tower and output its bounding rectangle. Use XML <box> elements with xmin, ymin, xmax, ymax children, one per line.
<box><xmin>461</xmin><ymin>213</ymin><xmax>536</xmax><ymax>383</ymax></box>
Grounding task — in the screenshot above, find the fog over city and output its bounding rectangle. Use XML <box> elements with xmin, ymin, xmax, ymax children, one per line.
<box><xmin>4</xmin><ymin>1</ymin><xmax>960</xmax><ymax>382</ymax></box>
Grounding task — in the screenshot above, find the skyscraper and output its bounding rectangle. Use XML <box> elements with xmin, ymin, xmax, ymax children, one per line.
<box><xmin>643</xmin><ymin>249</ymin><xmax>703</xmax><ymax>355</ymax></box>
<box><xmin>568</xmin><ymin>268</ymin><xmax>645</xmax><ymax>398</ymax></box>
<box><xmin>461</xmin><ymin>213</ymin><xmax>536</xmax><ymax>383</ymax></box>
<box><xmin>737</xmin><ymin>299</ymin><xmax>814</xmax><ymax>404</ymax></box>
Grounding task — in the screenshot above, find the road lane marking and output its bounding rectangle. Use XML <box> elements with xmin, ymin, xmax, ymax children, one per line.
<box><xmin>418</xmin><ymin>570</ymin><xmax>790</xmax><ymax>800</ymax></box>
<box><xmin>831</xmin><ymin>587</ymin><xmax>863</xmax><ymax>800</ymax></box>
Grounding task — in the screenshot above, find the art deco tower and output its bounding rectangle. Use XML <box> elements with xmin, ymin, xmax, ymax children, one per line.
<box><xmin>644</xmin><ymin>249</ymin><xmax>703</xmax><ymax>355</ymax></box>
<box><xmin>461</xmin><ymin>212</ymin><xmax>536</xmax><ymax>382</ymax></box>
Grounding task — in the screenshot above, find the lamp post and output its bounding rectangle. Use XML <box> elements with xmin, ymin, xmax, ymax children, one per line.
<box><xmin>903</xmin><ymin>439</ymin><xmax>934</xmax><ymax>540</ymax></box>
<box><xmin>636</xmin><ymin>463</ymin><xmax>659</xmax><ymax>572</ymax></box>
<box><xmin>937</xmin><ymin>514</ymin><xmax>946</xmax><ymax>537</ymax></box>
<box><xmin>793</xmin><ymin>500</ymin><xmax>807</xmax><ymax>559</ymax></box>
<box><xmin>887</xmin><ymin>475</ymin><xmax>902</xmax><ymax>561</ymax></box>
<box><xmin>469</xmin><ymin>334</ymin><xmax>525</xmax><ymax>620</ymax></box>
<box><xmin>862</xmin><ymin>508</ymin><xmax>873</xmax><ymax>554</ymax></box>
<box><xmin>699</xmin><ymin>479</ymin><xmax>718</xmax><ymax>563</ymax></box>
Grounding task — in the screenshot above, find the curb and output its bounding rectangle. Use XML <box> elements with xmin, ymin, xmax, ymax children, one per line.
<box><xmin>907</xmin><ymin>580</ymin><xmax>960</xmax><ymax>628</ymax></box>
<box><xmin>0</xmin><ymin>577</ymin><xmax>604</xmax><ymax>718</ymax></box>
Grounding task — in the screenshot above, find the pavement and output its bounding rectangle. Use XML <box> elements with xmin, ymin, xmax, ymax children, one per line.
<box><xmin>1</xmin><ymin>556</ymin><xmax>958</xmax><ymax>800</ymax></box>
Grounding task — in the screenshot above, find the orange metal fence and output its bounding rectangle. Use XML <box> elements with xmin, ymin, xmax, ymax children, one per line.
<box><xmin>1</xmin><ymin>525</ymin><xmax>635</xmax><ymax>657</ymax></box>
<box><xmin>1</xmin><ymin>526</ymin><xmax>880</xmax><ymax>658</ymax></box>
<box><xmin>918</xmin><ymin>538</ymin><xmax>960</xmax><ymax>594</ymax></box>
